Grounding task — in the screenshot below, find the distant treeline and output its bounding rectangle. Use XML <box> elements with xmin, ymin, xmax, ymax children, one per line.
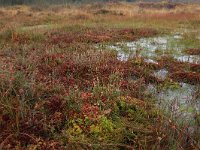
<box><xmin>0</xmin><ymin>0</ymin><xmax>138</xmax><ymax>5</ymax></box>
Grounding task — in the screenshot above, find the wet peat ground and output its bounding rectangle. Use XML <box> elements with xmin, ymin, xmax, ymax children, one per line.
<box><xmin>0</xmin><ymin>4</ymin><xmax>200</xmax><ymax>149</ymax></box>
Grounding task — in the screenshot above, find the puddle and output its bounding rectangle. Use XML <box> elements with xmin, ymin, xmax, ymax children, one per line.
<box><xmin>153</xmin><ymin>69</ymin><xmax>168</xmax><ymax>80</ymax></box>
<box><xmin>147</xmin><ymin>82</ymin><xmax>200</xmax><ymax>124</ymax></box>
<box><xmin>173</xmin><ymin>35</ymin><xmax>182</xmax><ymax>39</ymax></box>
<box><xmin>107</xmin><ymin>33</ymin><xmax>200</xmax><ymax>64</ymax></box>
<box><xmin>175</xmin><ymin>55</ymin><xmax>200</xmax><ymax>64</ymax></box>
<box><xmin>117</xmin><ymin>51</ymin><xmax>129</xmax><ymax>61</ymax></box>
<box><xmin>144</xmin><ymin>58</ymin><xmax>158</xmax><ymax>64</ymax></box>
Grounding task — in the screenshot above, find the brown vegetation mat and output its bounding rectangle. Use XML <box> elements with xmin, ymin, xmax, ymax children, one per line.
<box><xmin>48</xmin><ymin>28</ymin><xmax>158</xmax><ymax>46</ymax></box>
<box><xmin>185</xmin><ymin>48</ymin><xmax>200</xmax><ymax>55</ymax></box>
<box><xmin>158</xmin><ymin>56</ymin><xmax>200</xmax><ymax>84</ymax></box>
<box><xmin>0</xmin><ymin>47</ymin><xmax>165</xmax><ymax>149</ymax></box>
<box><xmin>170</xmin><ymin>71</ymin><xmax>200</xmax><ymax>84</ymax></box>
<box><xmin>159</xmin><ymin>56</ymin><xmax>200</xmax><ymax>73</ymax></box>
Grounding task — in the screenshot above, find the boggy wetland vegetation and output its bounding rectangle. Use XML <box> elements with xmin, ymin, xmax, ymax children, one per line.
<box><xmin>0</xmin><ymin>1</ymin><xmax>200</xmax><ymax>150</ymax></box>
